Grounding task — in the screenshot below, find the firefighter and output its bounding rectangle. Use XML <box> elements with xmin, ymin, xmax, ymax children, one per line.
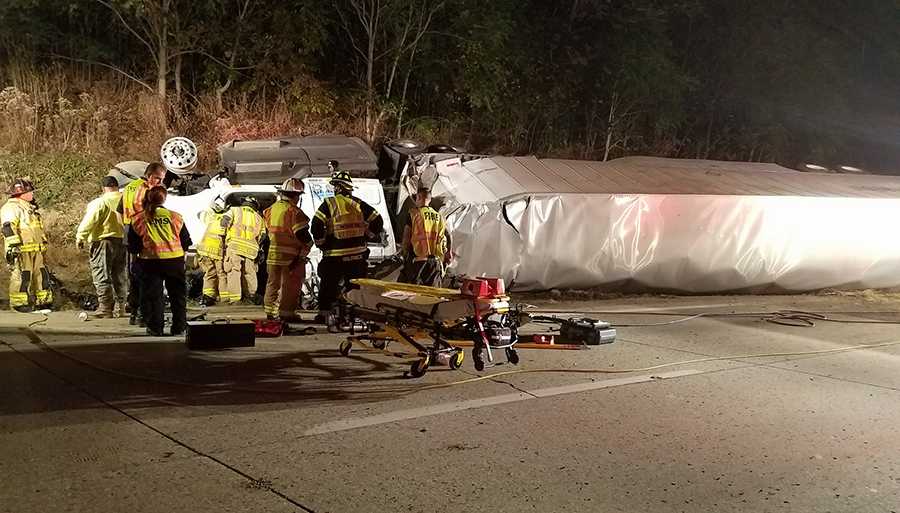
<box><xmin>2</xmin><ymin>178</ymin><xmax>52</xmax><ymax>312</ymax></box>
<box><xmin>196</xmin><ymin>197</ymin><xmax>228</xmax><ymax>306</ymax></box>
<box><xmin>127</xmin><ymin>186</ymin><xmax>191</xmax><ymax>337</ymax></box>
<box><xmin>311</xmin><ymin>168</ymin><xmax>384</xmax><ymax>331</ymax></box>
<box><xmin>263</xmin><ymin>178</ymin><xmax>312</xmax><ymax>321</ymax></box>
<box><xmin>221</xmin><ymin>196</ymin><xmax>266</xmax><ymax>304</ymax></box>
<box><xmin>118</xmin><ymin>162</ymin><xmax>166</xmax><ymax>325</ymax></box>
<box><xmin>75</xmin><ymin>176</ymin><xmax>127</xmax><ymax>318</ymax></box>
<box><xmin>400</xmin><ymin>186</ymin><xmax>452</xmax><ymax>287</ymax></box>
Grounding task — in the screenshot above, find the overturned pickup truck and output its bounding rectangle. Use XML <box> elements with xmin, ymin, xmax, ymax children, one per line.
<box><xmin>109</xmin><ymin>136</ymin><xmax>398</xmax><ymax>306</ymax></box>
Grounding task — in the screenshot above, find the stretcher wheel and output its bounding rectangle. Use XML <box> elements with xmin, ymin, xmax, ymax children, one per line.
<box><xmin>410</xmin><ymin>358</ymin><xmax>429</xmax><ymax>378</ymax></box>
<box><xmin>506</xmin><ymin>348</ymin><xmax>520</xmax><ymax>365</ymax></box>
<box><xmin>448</xmin><ymin>351</ymin><xmax>464</xmax><ymax>370</ymax></box>
<box><xmin>339</xmin><ymin>340</ymin><xmax>353</xmax><ymax>356</ymax></box>
<box><xmin>372</xmin><ymin>339</ymin><xmax>386</xmax><ymax>350</ymax></box>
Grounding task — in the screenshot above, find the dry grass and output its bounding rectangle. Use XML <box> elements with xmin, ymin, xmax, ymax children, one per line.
<box><xmin>0</xmin><ymin>64</ymin><xmax>473</xmax><ymax>305</ymax></box>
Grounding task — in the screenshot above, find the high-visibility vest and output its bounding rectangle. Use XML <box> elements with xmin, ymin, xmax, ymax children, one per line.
<box><xmin>264</xmin><ymin>199</ymin><xmax>309</xmax><ymax>265</ymax></box>
<box><xmin>225</xmin><ymin>206</ymin><xmax>264</xmax><ymax>259</ymax></box>
<box><xmin>131</xmin><ymin>208</ymin><xmax>184</xmax><ymax>259</ymax></box>
<box><xmin>314</xmin><ymin>195</ymin><xmax>369</xmax><ymax>257</ymax></box>
<box><xmin>409</xmin><ymin>206</ymin><xmax>446</xmax><ymax>261</ymax></box>
<box><xmin>121</xmin><ymin>178</ymin><xmax>149</xmax><ymax>226</ymax></box>
<box><xmin>0</xmin><ymin>198</ymin><xmax>47</xmax><ymax>252</ymax></box>
<box><xmin>196</xmin><ymin>210</ymin><xmax>226</xmax><ymax>260</ymax></box>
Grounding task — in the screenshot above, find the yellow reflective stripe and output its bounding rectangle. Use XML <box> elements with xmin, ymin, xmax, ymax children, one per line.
<box><xmin>265</xmin><ymin>201</ymin><xmax>307</xmax><ymax>259</ymax></box>
<box><xmin>326</xmin><ymin>197</ymin><xmax>366</xmax><ymax>239</ymax></box>
<box><xmin>226</xmin><ymin>207</ymin><xmax>263</xmax><ymax>256</ymax></box>
<box><xmin>9</xmin><ymin>292</ymin><xmax>29</xmax><ymax>307</ymax></box>
<box><xmin>198</xmin><ymin>211</ymin><xmax>226</xmax><ymax>258</ymax></box>
<box><xmin>133</xmin><ymin>209</ymin><xmax>184</xmax><ymax>259</ymax></box>
<box><xmin>121</xmin><ymin>180</ymin><xmax>147</xmax><ymax>225</ymax></box>
<box><xmin>2</xmin><ymin>198</ymin><xmax>46</xmax><ymax>247</ymax></box>
<box><xmin>410</xmin><ymin>207</ymin><xmax>444</xmax><ymax>259</ymax></box>
<box><xmin>323</xmin><ymin>246</ymin><xmax>366</xmax><ymax>257</ymax></box>
<box><xmin>19</xmin><ymin>243</ymin><xmax>45</xmax><ymax>252</ymax></box>
<box><xmin>35</xmin><ymin>290</ymin><xmax>52</xmax><ymax>303</ymax></box>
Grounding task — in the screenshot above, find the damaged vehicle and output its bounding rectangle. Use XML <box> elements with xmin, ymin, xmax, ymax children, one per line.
<box><xmin>109</xmin><ymin>136</ymin><xmax>398</xmax><ymax>306</ymax></box>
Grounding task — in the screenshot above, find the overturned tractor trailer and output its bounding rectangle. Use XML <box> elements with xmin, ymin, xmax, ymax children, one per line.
<box><xmin>108</xmin><ymin>136</ymin><xmax>398</xmax><ymax>306</ymax></box>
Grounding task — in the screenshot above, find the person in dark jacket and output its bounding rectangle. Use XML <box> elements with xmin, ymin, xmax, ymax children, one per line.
<box><xmin>127</xmin><ymin>186</ymin><xmax>192</xmax><ymax>337</ymax></box>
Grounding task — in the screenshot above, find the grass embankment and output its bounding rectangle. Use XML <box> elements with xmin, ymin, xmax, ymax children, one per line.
<box><xmin>0</xmin><ymin>152</ymin><xmax>109</xmax><ymax>308</ymax></box>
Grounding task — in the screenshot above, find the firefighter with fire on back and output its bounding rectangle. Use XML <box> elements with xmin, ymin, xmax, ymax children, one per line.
<box><xmin>3</xmin><ymin>161</ymin><xmax>452</xmax><ymax>332</ymax></box>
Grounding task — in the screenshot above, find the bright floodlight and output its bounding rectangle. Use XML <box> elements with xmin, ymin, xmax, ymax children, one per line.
<box><xmin>804</xmin><ymin>163</ymin><xmax>828</xmax><ymax>171</ymax></box>
<box><xmin>839</xmin><ymin>165</ymin><xmax>863</xmax><ymax>173</ymax></box>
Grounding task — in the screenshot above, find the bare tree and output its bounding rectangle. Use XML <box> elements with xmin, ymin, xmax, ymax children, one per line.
<box><xmin>95</xmin><ymin>0</ymin><xmax>174</xmax><ymax>126</ymax></box>
<box><xmin>336</xmin><ymin>0</ymin><xmax>445</xmax><ymax>142</ymax></box>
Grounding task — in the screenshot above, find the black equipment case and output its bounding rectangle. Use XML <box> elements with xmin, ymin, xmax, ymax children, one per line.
<box><xmin>185</xmin><ymin>319</ymin><xmax>256</xmax><ymax>350</ymax></box>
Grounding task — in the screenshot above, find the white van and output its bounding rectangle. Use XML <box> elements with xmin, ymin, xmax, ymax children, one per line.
<box><xmin>163</xmin><ymin>176</ymin><xmax>397</xmax><ymax>306</ymax></box>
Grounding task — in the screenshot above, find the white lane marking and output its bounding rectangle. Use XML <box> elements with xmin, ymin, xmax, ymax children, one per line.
<box><xmin>537</xmin><ymin>302</ymin><xmax>742</xmax><ymax>314</ymax></box>
<box><xmin>302</xmin><ymin>369</ymin><xmax>700</xmax><ymax>436</ymax></box>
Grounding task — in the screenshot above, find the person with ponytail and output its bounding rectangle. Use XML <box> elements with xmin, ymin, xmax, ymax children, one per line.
<box><xmin>127</xmin><ymin>186</ymin><xmax>192</xmax><ymax>336</ymax></box>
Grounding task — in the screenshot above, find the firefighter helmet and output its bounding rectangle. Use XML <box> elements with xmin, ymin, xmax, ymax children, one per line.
<box><xmin>330</xmin><ymin>170</ymin><xmax>353</xmax><ymax>190</ymax></box>
<box><xmin>242</xmin><ymin>196</ymin><xmax>261</xmax><ymax>211</ymax></box>
<box><xmin>277</xmin><ymin>177</ymin><xmax>304</xmax><ymax>194</ymax></box>
<box><xmin>7</xmin><ymin>178</ymin><xmax>35</xmax><ymax>197</ymax></box>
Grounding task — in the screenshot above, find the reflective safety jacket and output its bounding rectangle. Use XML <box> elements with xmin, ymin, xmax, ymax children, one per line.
<box><xmin>311</xmin><ymin>193</ymin><xmax>383</xmax><ymax>258</ymax></box>
<box><xmin>196</xmin><ymin>210</ymin><xmax>227</xmax><ymax>260</ymax></box>
<box><xmin>224</xmin><ymin>205</ymin><xmax>265</xmax><ymax>259</ymax></box>
<box><xmin>120</xmin><ymin>178</ymin><xmax>149</xmax><ymax>226</ymax></box>
<box><xmin>409</xmin><ymin>206</ymin><xmax>447</xmax><ymax>261</ymax></box>
<box><xmin>130</xmin><ymin>208</ymin><xmax>185</xmax><ymax>259</ymax></box>
<box><xmin>1</xmin><ymin>197</ymin><xmax>47</xmax><ymax>253</ymax></box>
<box><xmin>263</xmin><ymin>199</ymin><xmax>310</xmax><ymax>266</ymax></box>
<box><xmin>76</xmin><ymin>191</ymin><xmax>124</xmax><ymax>244</ymax></box>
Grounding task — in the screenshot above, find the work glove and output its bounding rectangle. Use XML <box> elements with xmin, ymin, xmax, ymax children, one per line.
<box><xmin>5</xmin><ymin>245</ymin><xmax>20</xmax><ymax>265</ymax></box>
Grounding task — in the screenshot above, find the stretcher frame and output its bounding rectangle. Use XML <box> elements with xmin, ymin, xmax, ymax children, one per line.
<box><xmin>337</xmin><ymin>281</ymin><xmax>522</xmax><ymax>377</ymax></box>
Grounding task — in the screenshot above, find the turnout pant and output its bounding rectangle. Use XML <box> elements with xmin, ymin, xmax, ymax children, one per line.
<box><xmin>400</xmin><ymin>257</ymin><xmax>444</xmax><ymax>288</ymax></box>
<box><xmin>317</xmin><ymin>253</ymin><xmax>367</xmax><ymax>314</ymax></box>
<box><xmin>140</xmin><ymin>257</ymin><xmax>187</xmax><ymax>335</ymax></box>
<box><xmin>222</xmin><ymin>249</ymin><xmax>257</xmax><ymax>303</ymax></box>
<box><xmin>8</xmin><ymin>250</ymin><xmax>52</xmax><ymax>308</ymax></box>
<box><xmin>197</xmin><ymin>256</ymin><xmax>224</xmax><ymax>300</ymax></box>
<box><xmin>264</xmin><ymin>260</ymin><xmax>305</xmax><ymax>317</ymax></box>
<box><xmin>89</xmin><ymin>238</ymin><xmax>127</xmax><ymax>309</ymax></box>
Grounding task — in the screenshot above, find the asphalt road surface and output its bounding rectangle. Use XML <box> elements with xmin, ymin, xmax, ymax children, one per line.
<box><xmin>1</xmin><ymin>294</ymin><xmax>899</xmax><ymax>513</ymax></box>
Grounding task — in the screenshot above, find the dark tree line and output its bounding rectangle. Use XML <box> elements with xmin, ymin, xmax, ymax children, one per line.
<box><xmin>2</xmin><ymin>0</ymin><xmax>900</xmax><ymax>170</ymax></box>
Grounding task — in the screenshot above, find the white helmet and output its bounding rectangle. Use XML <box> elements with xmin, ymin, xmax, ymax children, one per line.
<box><xmin>278</xmin><ymin>177</ymin><xmax>304</xmax><ymax>194</ymax></box>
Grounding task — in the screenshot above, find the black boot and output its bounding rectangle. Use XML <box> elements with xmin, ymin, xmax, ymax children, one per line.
<box><xmin>13</xmin><ymin>305</ymin><xmax>32</xmax><ymax>313</ymax></box>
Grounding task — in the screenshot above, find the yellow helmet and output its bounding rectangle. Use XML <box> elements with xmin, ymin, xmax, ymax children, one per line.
<box><xmin>330</xmin><ymin>170</ymin><xmax>353</xmax><ymax>190</ymax></box>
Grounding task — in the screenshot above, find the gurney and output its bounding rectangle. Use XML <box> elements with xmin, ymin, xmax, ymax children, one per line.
<box><xmin>339</xmin><ymin>278</ymin><xmax>523</xmax><ymax>377</ymax></box>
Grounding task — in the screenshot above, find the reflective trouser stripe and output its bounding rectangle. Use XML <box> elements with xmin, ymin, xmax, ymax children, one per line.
<box><xmin>264</xmin><ymin>262</ymin><xmax>304</xmax><ymax>316</ymax></box>
<box><xmin>198</xmin><ymin>256</ymin><xmax>223</xmax><ymax>300</ymax></box>
<box><xmin>8</xmin><ymin>251</ymin><xmax>53</xmax><ymax>308</ymax></box>
<box><xmin>221</xmin><ymin>251</ymin><xmax>257</xmax><ymax>304</ymax></box>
